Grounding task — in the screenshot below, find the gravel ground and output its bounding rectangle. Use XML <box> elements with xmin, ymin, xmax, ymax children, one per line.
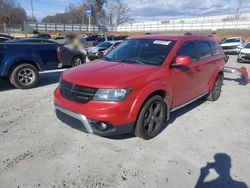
<box><xmin>0</xmin><ymin>55</ymin><xmax>250</xmax><ymax>188</ymax></box>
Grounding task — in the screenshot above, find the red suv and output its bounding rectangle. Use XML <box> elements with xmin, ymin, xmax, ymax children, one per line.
<box><xmin>54</xmin><ymin>34</ymin><xmax>225</xmax><ymax>140</ymax></box>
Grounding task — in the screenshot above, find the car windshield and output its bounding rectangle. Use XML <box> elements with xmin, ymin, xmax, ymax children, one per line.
<box><xmin>245</xmin><ymin>43</ymin><xmax>250</xmax><ymax>48</ymax></box>
<box><xmin>223</xmin><ymin>38</ymin><xmax>240</xmax><ymax>43</ymax></box>
<box><xmin>104</xmin><ymin>39</ymin><xmax>176</xmax><ymax>66</ymax></box>
<box><xmin>97</xmin><ymin>42</ymin><xmax>112</xmax><ymax>48</ymax></box>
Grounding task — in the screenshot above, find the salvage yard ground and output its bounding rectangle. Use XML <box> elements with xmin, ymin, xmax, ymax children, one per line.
<box><xmin>0</xmin><ymin>55</ymin><xmax>250</xmax><ymax>188</ymax></box>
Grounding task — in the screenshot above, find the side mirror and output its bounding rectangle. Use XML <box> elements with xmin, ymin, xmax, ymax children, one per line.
<box><xmin>173</xmin><ymin>56</ymin><xmax>192</xmax><ymax>67</ymax></box>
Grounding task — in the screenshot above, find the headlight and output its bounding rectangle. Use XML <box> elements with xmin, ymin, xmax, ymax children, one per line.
<box><xmin>93</xmin><ymin>88</ymin><xmax>132</xmax><ymax>101</ymax></box>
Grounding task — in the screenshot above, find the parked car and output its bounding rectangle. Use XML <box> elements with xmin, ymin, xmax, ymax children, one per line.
<box><xmin>0</xmin><ymin>39</ymin><xmax>61</xmax><ymax>89</ymax></box>
<box><xmin>103</xmin><ymin>40</ymin><xmax>123</xmax><ymax>55</ymax></box>
<box><xmin>96</xmin><ymin>35</ymin><xmax>128</xmax><ymax>45</ymax></box>
<box><xmin>53</xmin><ymin>36</ymin><xmax>66</xmax><ymax>44</ymax></box>
<box><xmin>0</xmin><ymin>36</ymin><xmax>10</xmax><ymax>43</ymax></box>
<box><xmin>237</xmin><ymin>43</ymin><xmax>250</xmax><ymax>63</ymax></box>
<box><xmin>86</xmin><ymin>41</ymin><xmax>115</xmax><ymax>60</ymax></box>
<box><xmin>32</xmin><ymin>33</ymin><xmax>51</xmax><ymax>39</ymax></box>
<box><xmin>220</xmin><ymin>37</ymin><xmax>246</xmax><ymax>54</ymax></box>
<box><xmin>54</xmin><ymin>34</ymin><xmax>226</xmax><ymax>139</ymax></box>
<box><xmin>0</xmin><ymin>34</ymin><xmax>13</xmax><ymax>39</ymax></box>
<box><xmin>7</xmin><ymin>38</ymin><xmax>86</xmax><ymax>67</ymax></box>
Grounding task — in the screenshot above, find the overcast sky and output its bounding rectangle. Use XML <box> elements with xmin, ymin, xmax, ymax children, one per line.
<box><xmin>17</xmin><ymin>0</ymin><xmax>250</xmax><ymax>21</ymax></box>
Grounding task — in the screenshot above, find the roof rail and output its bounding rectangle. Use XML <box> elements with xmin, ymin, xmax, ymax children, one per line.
<box><xmin>184</xmin><ymin>32</ymin><xmax>214</xmax><ymax>38</ymax></box>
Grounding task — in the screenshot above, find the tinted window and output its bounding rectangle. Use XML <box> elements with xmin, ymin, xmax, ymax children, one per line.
<box><xmin>105</xmin><ymin>39</ymin><xmax>176</xmax><ymax>66</ymax></box>
<box><xmin>176</xmin><ymin>41</ymin><xmax>198</xmax><ymax>61</ymax></box>
<box><xmin>209</xmin><ymin>41</ymin><xmax>221</xmax><ymax>55</ymax></box>
<box><xmin>223</xmin><ymin>38</ymin><xmax>240</xmax><ymax>43</ymax></box>
<box><xmin>245</xmin><ymin>43</ymin><xmax>250</xmax><ymax>48</ymax></box>
<box><xmin>196</xmin><ymin>42</ymin><xmax>212</xmax><ymax>59</ymax></box>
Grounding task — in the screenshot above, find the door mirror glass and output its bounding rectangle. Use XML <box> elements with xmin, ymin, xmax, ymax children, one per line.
<box><xmin>173</xmin><ymin>56</ymin><xmax>192</xmax><ymax>66</ymax></box>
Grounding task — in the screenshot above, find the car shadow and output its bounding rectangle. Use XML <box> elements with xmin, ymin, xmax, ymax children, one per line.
<box><xmin>159</xmin><ymin>97</ymin><xmax>206</xmax><ymax>134</ymax></box>
<box><xmin>224</xmin><ymin>77</ymin><xmax>247</xmax><ymax>85</ymax></box>
<box><xmin>195</xmin><ymin>153</ymin><xmax>248</xmax><ymax>188</ymax></box>
<box><xmin>0</xmin><ymin>69</ymin><xmax>64</xmax><ymax>91</ymax></box>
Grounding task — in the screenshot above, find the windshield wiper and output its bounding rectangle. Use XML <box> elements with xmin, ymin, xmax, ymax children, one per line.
<box><xmin>119</xmin><ymin>58</ymin><xmax>145</xmax><ymax>65</ymax></box>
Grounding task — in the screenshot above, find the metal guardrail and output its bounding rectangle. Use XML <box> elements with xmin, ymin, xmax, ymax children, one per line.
<box><xmin>116</xmin><ymin>21</ymin><xmax>250</xmax><ymax>32</ymax></box>
<box><xmin>14</xmin><ymin>21</ymin><xmax>250</xmax><ymax>33</ymax></box>
<box><xmin>28</xmin><ymin>23</ymin><xmax>102</xmax><ymax>32</ymax></box>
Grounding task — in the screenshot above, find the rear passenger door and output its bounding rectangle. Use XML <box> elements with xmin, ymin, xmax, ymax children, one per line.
<box><xmin>195</xmin><ymin>41</ymin><xmax>215</xmax><ymax>92</ymax></box>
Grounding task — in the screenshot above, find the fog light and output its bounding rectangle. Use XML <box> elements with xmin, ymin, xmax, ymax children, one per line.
<box><xmin>87</xmin><ymin>119</ymin><xmax>112</xmax><ymax>131</ymax></box>
<box><xmin>100</xmin><ymin>122</ymin><xmax>107</xmax><ymax>130</ymax></box>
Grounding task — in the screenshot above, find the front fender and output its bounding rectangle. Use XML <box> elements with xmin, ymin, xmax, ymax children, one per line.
<box><xmin>128</xmin><ymin>80</ymin><xmax>172</xmax><ymax>121</ymax></box>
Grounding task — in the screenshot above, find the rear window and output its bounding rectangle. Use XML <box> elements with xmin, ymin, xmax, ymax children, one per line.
<box><xmin>209</xmin><ymin>41</ymin><xmax>222</xmax><ymax>55</ymax></box>
<box><xmin>196</xmin><ymin>42</ymin><xmax>212</xmax><ymax>59</ymax></box>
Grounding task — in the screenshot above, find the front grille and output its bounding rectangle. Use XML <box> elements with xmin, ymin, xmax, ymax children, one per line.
<box><xmin>222</xmin><ymin>46</ymin><xmax>238</xmax><ymax>50</ymax></box>
<box><xmin>60</xmin><ymin>80</ymin><xmax>97</xmax><ymax>103</ymax></box>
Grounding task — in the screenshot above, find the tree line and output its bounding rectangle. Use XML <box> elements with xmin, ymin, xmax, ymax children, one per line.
<box><xmin>42</xmin><ymin>0</ymin><xmax>133</xmax><ymax>26</ymax></box>
<box><xmin>0</xmin><ymin>0</ymin><xmax>27</xmax><ymax>28</ymax></box>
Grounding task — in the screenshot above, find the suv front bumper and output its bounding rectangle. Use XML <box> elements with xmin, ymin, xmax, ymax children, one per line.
<box><xmin>54</xmin><ymin>104</ymin><xmax>134</xmax><ymax>137</ymax></box>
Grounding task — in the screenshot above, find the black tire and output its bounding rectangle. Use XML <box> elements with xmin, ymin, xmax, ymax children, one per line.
<box><xmin>71</xmin><ymin>56</ymin><xmax>84</xmax><ymax>67</ymax></box>
<box><xmin>207</xmin><ymin>74</ymin><xmax>223</xmax><ymax>101</ymax></box>
<box><xmin>134</xmin><ymin>95</ymin><xmax>166</xmax><ymax>140</ymax></box>
<box><xmin>97</xmin><ymin>51</ymin><xmax>103</xmax><ymax>58</ymax></box>
<box><xmin>9</xmin><ymin>63</ymin><xmax>39</xmax><ymax>89</ymax></box>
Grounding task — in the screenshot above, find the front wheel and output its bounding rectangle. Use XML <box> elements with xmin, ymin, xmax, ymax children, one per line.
<box><xmin>207</xmin><ymin>74</ymin><xmax>223</xmax><ymax>101</ymax></box>
<box><xmin>134</xmin><ymin>95</ymin><xmax>166</xmax><ymax>140</ymax></box>
<box><xmin>9</xmin><ymin>64</ymin><xmax>39</xmax><ymax>89</ymax></box>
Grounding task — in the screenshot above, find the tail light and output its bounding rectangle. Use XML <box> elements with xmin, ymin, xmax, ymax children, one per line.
<box><xmin>56</xmin><ymin>46</ymin><xmax>61</xmax><ymax>60</ymax></box>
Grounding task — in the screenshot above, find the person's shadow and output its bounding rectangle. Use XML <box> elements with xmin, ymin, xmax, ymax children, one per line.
<box><xmin>195</xmin><ymin>153</ymin><xmax>248</xmax><ymax>188</ymax></box>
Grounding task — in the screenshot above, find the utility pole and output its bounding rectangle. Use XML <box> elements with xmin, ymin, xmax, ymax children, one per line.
<box><xmin>31</xmin><ymin>0</ymin><xmax>35</xmax><ymax>22</ymax></box>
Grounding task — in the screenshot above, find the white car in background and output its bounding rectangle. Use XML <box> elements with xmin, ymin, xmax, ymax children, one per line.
<box><xmin>220</xmin><ymin>37</ymin><xmax>246</xmax><ymax>54</ymax></box>
<box><xmin>237</xmin><ymin>43</ymin><xmax>250</xmax><ymax>63</ymax></box>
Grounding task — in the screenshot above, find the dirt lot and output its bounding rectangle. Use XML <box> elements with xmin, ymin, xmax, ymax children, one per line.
<box><xmin>0</xmin><ymin>55</ymin><xmax>250</xmax><ymax>188</ymax></box>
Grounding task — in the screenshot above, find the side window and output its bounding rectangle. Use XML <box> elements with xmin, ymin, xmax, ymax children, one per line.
<box><xmin>176</xmin><ymin>41</ymin><xmax>198</xmax><ymax>61</ymax></box>
<box><xmin>209</xmin><ymin>41</ymin><xmax>221</xmax><ymax>55</ymax></box>
<box><xmin>196</xmin><ymin>42</ymin><xmax>212</xmax><ymax>59</ymax></box>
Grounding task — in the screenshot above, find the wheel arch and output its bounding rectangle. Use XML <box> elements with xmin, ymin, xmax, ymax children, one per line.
<box><xmin>208</xmin><ymin>68</ymin><xmax>224</xmax><ymax>91</ymax></box>
<box><xmin>128</xmin><ymin>82</ymin><xmax>172</xmax><ymax>124</ymax></box>
<box><xmin>7</xmin><ymin>59</ymin><xmax>40</xmax><ymax>77</ymax></box>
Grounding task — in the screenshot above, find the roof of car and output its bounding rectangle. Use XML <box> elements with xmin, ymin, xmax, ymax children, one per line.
<box><xmin>129</xmin><ymin>34</ymin><xmax>214</xmax><ymax>41</ymax></box>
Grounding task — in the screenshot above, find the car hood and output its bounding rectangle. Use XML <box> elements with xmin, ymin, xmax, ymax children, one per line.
<box><xmin>240</xmin><ymin>48</ymin><xmax>250</xmax><ymax>54</ymax></box>
<box><xmin>87</xmin><ymin>46</ymin><xmax>106</xmax><ymax>53</ymax></box>
<box><xmin>62</xmin><ymin>59</ymin><xmax>159</xmax><ymax>88</ymax></box>
<box><xmin>221</xmin><ymin>42</ymin><xmax>240</xmax><ymax>47</ymax></box>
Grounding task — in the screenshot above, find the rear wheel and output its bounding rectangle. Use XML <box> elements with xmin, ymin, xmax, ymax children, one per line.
<box><xmin>71</xmin><ymin>56</ymin><xmax>84</xmax><ymax>67</ymax></box>
<box><xmin>9</xmin><ymin>64</ymin><xmax>39</xmax><ymax>89</ymax></box>
<box><xmin>207</xmin><ymin>74</ymin><xmax>223</xmax><ymax>101</ymax></box>
<box><xmin>134</xmin><ymin>95</ymin><xmax>166</xmax><ymax>140</ymax></box>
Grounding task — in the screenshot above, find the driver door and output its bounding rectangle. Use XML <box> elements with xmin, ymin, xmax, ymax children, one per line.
<box><xmin>168</xmin><ymin>41</ymin><xmax>201</xmax><ymax>108</ymax></box>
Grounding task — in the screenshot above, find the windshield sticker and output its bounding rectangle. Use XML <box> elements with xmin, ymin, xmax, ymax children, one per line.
<box><xmin>153</xmin><ymin>40</ymin><xmax>172</xmax><ymax>45</ymax></box>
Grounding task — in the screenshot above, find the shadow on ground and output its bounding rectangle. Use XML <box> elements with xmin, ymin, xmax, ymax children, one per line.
<box><xmin>0</xmin><ymin>69</ymin><xmax>63</xmax><ymax>91</ymax></box>
<box><xmin>195</xmin><ymin>153</ymin><xmax>248</xmax><ymax>188</ymax></box>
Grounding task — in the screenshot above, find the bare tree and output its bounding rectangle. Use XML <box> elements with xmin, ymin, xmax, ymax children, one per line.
<box><xmin>0</xmin><ymin>0</ymin><xmax>27</xmax><ymax>31</ymax></box>
<box><xmin>235</xmin><ymin>0</ymin><xmax>242</xmax><ymax>20</ymax></box>
<box><xmin>106</xmin><ymin>0</ymin><xmax>133</xmax><ymax>26</ymax></box>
